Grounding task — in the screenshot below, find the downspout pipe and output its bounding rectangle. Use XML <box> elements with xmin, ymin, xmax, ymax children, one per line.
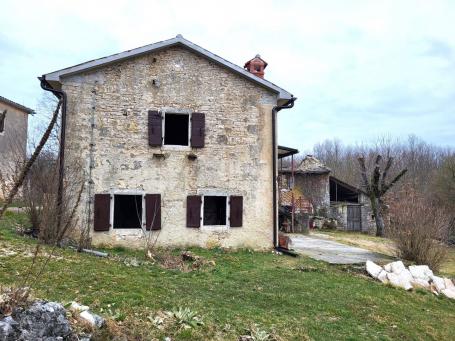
<box><xmin>38</xmin><ymin>76</ymin><xmax>67</xmax><ymax>230</ymax></box>
<box><xmin>272</xmin><ymin>96</ymin><xmax>296</xmax><ymax>248</ymax></box>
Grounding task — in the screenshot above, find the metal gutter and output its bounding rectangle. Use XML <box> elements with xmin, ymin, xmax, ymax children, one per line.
<box><xmin>272</xmin><ymin>96</ymin><xmax>296</xmax><ymax>247</ymax></box>
<box><xmin>39</xmin><ymin>75</ymin><xmax>67</xmax><ymax>230</ymax></box>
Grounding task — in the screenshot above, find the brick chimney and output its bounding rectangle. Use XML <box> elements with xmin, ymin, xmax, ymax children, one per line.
<box><xmin>244</xmin><ymin>54</ymin><xmax>268</xmax><ymax>78</ymax></box>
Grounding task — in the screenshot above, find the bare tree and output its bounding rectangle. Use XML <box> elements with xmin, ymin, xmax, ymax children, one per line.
<box><xmin>0</xmin><ymin>99</ymin><xmax>62</xmax><ymax>219</ymax></box>
<box><xmin>358</xmin><ymin>155</ymin><xmax>407</xmax><ymax>236</ymax></box>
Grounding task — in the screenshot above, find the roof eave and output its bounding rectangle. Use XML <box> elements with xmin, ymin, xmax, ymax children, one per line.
<box><xmin>0</xmin><ymin>96</ymin><xmax>35</xmax><ymax>115</ymax></box>
<box><xmin>41</xmin><ymin>36</ymin><xmax>293</xmax><ymax>100</ymax></box>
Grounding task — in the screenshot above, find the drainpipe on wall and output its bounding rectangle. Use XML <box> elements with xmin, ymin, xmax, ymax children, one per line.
<box><xmin>38</xmin><ymin>76</ymin><xmax>68</xmax><ymax>230</ymax></box>
<box><xmin>272</xmin><ymin>96</ymin><xmax>296</xmax><ymax>248</ymax></box>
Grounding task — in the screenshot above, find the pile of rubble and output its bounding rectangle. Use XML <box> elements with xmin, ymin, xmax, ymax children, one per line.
<box><xmin>366</xmin><ymin>260</ymin><xmax>455</xmax><ymax>299</ymax></box>
<box><xmin>0</xmin><ymin>293</ymin><xmax>105</xmax><ymax>340</ymax></box>
<box><xmin>0</xmin><ymin>300</ymin><xmax>73</xmax><ymax>340</ymax></box>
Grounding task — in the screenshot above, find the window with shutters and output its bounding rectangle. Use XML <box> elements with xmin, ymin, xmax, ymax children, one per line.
<box><xmin>187</xmin><ymin>194</ymin><xmax>243</xmax><ymax>228</ymax></box>
<box><xmin>164</xmin><ymin>113</ymin><xmax>190</xmax><ymax>146</ymax></box>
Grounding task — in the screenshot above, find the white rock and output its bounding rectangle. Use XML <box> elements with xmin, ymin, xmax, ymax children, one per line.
<box><xmin>424</xmin><ymin>268</ymin><xmax>434</xmax><ymax>278</ymax></box>
<box><xmin>80</xmin><ymin>310</ymin><xmax>105</xmax><ymax>328</ymax></box>
<box><xmin>441</xmin><ymin>288</ymin><xmax>455</xmax><ymax>299</ymax></box>
<box><xmin>411</xmin><ymin>278</ymin><xmax>430</xmax><ymax>289</ymax></box>
<box><xmin>384</xmin><ymin>263</ymin><xmax>393</xmax><ymax>272</ymax></box>
<box><xmin>400</xmin><ymin>269</ymin><xmax>414</xmax><ymax>282</ymax></box>
<box><xmin>443</xmin><ymin>278</ymin><xmax>454</xmax><ymax>289</ymax></box>
<box><xmin>387</xmin><ymin>272</ymin><xmax>413</xmax><ymax>290</ymax></box>
<box><xmin>430</xmin><ymin>275</ymin><xmax>446</xmax><ymax>293</ymax></box>
<box><xmin>70</xmin><ymin>302</ymin><xmax>89</xmax><ymax>312</ymax></box>
<box><xmin>377</xmin><ymin>270</ymin><xmax>389</xmax><ymax>284</ymax></box>
<box><xmin>408</xmin><ymin>265</ymin><xmax>432</xmax><ymax>281</ymax></box>
<box><xmin>390</xmin><ymin>261</ymin><xmax>406</xmax><ymax>275</ymax></box>
<box><xmin>366</xmin><ymin>260</ymin><xmax>383</xmax><ymax>279</ymax></box>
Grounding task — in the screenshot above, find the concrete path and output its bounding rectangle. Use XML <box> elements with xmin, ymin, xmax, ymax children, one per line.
<box><xmin>291</xmin><ymin>235</ymin><xmax>392</xmax><ymax>264</ymax></box>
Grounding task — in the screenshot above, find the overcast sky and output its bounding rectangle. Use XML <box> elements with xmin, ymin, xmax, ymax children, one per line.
<box><xmin>1</xmin><ymin>0</ymin><xmax>454</xmax><ymax>151</ymax></box>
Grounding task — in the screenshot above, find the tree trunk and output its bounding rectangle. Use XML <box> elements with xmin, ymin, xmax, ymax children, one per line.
<box><xmin>373</xmin><ymin>198</ymin><xmax>385</xmax><ymax>236</ymax></box>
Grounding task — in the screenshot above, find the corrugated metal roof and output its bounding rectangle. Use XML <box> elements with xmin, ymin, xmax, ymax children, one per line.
<box><xmin>42</xmin><ymin>35</ymin><xmax>293</xmax><ymax>100</ymax></box>
<box><xmin>0</xmin><ymin>96</ymin><xmax>34</xmax><ymax>114</ymax></box>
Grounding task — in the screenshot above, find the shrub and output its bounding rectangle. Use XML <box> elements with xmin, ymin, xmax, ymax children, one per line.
<box><xmin>388</xmin><ymin>188</ymin><xmax>449</xmax><ymax>271</ymax></box>
<box><xmin>22</xmin><ymin>151</ymin><xmax>84</xmax><ymax>245</ymax></box>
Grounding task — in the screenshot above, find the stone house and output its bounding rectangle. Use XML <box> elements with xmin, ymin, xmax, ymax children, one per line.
<box><xmin>0</xmin><ymin>96</ymin><xmax>33</xmax><ymax>199</ymax></box>
<box><xmin>39</xmin><ymin>35</ymin><xmax>295</xmax><ymax>249</ymax></box>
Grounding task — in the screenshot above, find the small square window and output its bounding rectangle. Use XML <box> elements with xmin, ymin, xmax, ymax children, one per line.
<box><xmin>113</xmin><ymin>195</ymin><xmax>142</xmax><ymax>229</ymax></box>
<box><xmin>203</xmin><ymin>196</ymin><xmax>227</xmax><ymax>225</ymax></box>
<box><xmin>164</xmin><ymin>113</ymin><xmax>189</xmax><ymax>146</ymax></box>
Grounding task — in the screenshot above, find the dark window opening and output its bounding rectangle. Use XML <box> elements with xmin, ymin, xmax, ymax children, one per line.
<box><xmin>204</xmin><ymin>196</ymin><xmax>226</xmax><ymax>225</ymax></box>
<box><xmin>114</xmin><ymin>195</ymin><xmax>142</xmax><ymax>229</ymax></box>
<box><xmin>0</xmin><ymin>110</ymin><xmax>6</xmax><ymax>133</ymax></box>
<box><xmin>164</xmin><ymin>113</ymin><xmax>189</xmax><ymax>145</ymax></box>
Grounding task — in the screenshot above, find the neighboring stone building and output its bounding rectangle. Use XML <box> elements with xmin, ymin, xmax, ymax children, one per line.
<box><xmin>329</xmin><ymin>176</ymin><xmax>375</xmax><ymax>233</ymax></box>
<box><xmin>39</xmin><ymin>35</ymin><xmax>295</xmax><ymax>249</ymax></box>
<box><xmin>279</xmin><ymin>155</ymin><xmax>331</xmax><ymax>213</ymax></box>
<box><xmin>279</xmin><ymin>155</ymin><xmax>375</xmax><ymax>233</ymax></box>
<box><xmin>0</xmin><ymin>96</ymin><xmax>33</xmax><ymax>199</ymax></box>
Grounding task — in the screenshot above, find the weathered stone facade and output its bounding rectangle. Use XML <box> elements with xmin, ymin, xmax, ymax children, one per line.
<box><xmin>294</xmin><ymin>173</ymin><xmax>330</xmax><ymax>213</ymax></box>
<box><xmin>61</xmin><ymin>46</ymin><xmax>279</xmax><ymax>249</ymax></box>
<box><xmin>0</xmin><ymin>98</ymin><xmax>30</xmax><ymax>199</ymax></box>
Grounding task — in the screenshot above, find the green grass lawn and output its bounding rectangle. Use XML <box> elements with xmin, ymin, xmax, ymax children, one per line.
<box><xmin>1</xmin><ymin>212</ymin><xmax>454</xmax><ymax>340</ymax></box>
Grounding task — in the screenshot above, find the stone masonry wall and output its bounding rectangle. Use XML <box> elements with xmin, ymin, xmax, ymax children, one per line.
<box><xmin>62</xmin><ymin>46</ymin><xmax>277</xmax><ymax>249</ymax></box>
<box><xmin>294</xmin><ymin>173</ymin><xmax>330</xmax><ymax>214</ymax></box>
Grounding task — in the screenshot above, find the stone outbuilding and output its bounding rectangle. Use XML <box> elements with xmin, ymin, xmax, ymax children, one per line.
<box><xmin>329</xmin><ymin>176</ymin><xmax>375</xmax><ymax>233</ymax></box>
<box><xmin>0</xmin><ymin>96</ymin><xmax>34</xmax><ymax>199</ymax></box>
<box><xmin>39</xmin><ymin>35</ymin><xmax>296</xmax><ymax>249</ymax></box>
<box><xmin>279</xmin><ymin>155</ymin><xmax>375</xmax><ymax>233</ymax></box>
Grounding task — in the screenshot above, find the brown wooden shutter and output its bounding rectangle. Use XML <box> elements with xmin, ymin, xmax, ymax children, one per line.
<box><xmin>94</xmin><ymin>194</ymin><xmax>111</xmax><ymax>231</ymax></box>
<box><xmin>148</xmin><ymin>110</ymin><xmax>162</xmax><ymax>146</ymax></box>
<box><xmin>190</xmin><ymin>112</ymin><xmax>205</xmax><ymax>148</ymax></box>
<box><xmin>229</xmin><ymin>196</ymin><xmax>243</xmax><ymax>227</ymax></box>
<box><xmin>186</xmin><ymin>195</ymin><xmax>202</xmax><ymax>228</ymax></box>
<box><xmin>145</xmin><ymin>194</ymin><xmax>161</xmax><ymax>230</ymax></box>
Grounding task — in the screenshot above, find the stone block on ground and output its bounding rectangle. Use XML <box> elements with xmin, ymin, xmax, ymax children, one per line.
<box><xmin>441</xmin><ymin>288</ymin><xmax>455</xmax><ymax>299</ymax></box>
<box><xmin>80</xmin><ymin>310</ymin><xmax>105</xmax><ymax>328</ymax></box>
<box><xmin>377</xmin><ymin>270</ymin><xmax>389</xmax><ymax>284</ymax></box>
<box><xmin>411</xmin><ymin>278</ymin><xmax>430</xmax><ymax>289</ymax></box>
<box><xmin>366</xmin><ymin>260</ymin><xmax>383</xmax><ymax>279</ymax></box>
<box><xmin>443</xmin><ymin>278</ymin><xmax>454</xmax><ymax>289</ymax></box>
<box><xmin>70</xmin><ymin>301</ymin><xmax>90</xmax><ymax>312</ymax></box>
<box><xmin>386</xmin><ymin>261</ymin><xmax>405</xmax><ymax>275</ymax></box>
<box><xmin>430</xmin><ymin>275</ymin><xmax>446</xmax><ymax>293</ymax></box>
<box><xmin>408</xmin><ymin>265</ymin><xmax>433</xmax><ymax>281</ymax></box>
<box><xmin>387</xmin><ymin>272</ymin><xmax>413</xmax><ymax>290</ymax></box>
